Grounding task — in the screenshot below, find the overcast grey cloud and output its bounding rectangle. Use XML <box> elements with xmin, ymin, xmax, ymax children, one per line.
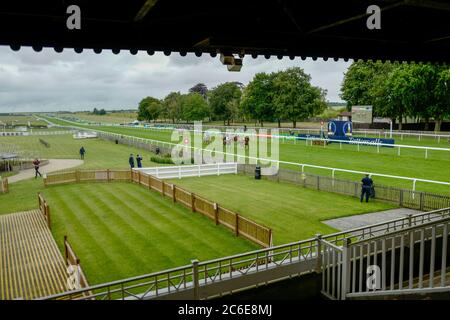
<box><xmin>0</xmin><ymin>46</ymin><xmax>351</xmax><ymax>112</ymax></box>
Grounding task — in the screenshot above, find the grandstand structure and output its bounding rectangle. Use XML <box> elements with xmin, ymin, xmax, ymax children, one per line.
<box><xmin>0</xmin><ymin>0</ymin><xmax>449</xmax><ymax>301</ymax></box>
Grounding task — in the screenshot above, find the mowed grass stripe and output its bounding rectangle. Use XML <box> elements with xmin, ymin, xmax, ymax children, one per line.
<box><xmin>169</xmin><ymin>174</ymin><xmax>397</xmax><ymax>245</ymax></box>
<box><xmin>48</xmin><ymin>185</ymin><xmax>141</xmax><ymax>282</ymax></box>
<box><xmin>109</xmin><ymin>182</ymin><xmax>250</xmax><ymax>255</ymax></box>
<box><xmin>43</xmin><ymin>182</ymin><xmax>258</xmax><ymax>285</ymax></box>
<box><xmin>71</xmin><ymin>184</ymin><xmax>176</xmax><ymax>268</ymax></box>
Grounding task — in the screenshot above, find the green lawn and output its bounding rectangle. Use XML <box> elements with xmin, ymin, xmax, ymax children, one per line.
<box><xmin>0</xmin><ymin>115</ymin><xmax>48</xmax><ymax>127</ymax></box>
<box><xmin>0</xmin><ymin>134</ymin><xmax>164</xmax><ymax>214</ymax></box>
<box><xmin>169</xmin><ymin>174</ymin><xmax>397</xmax><ymax>245</ymax></box>
<box><xmin>44</xmin><ymin>116</ymin><xmax>450</xmax><ymax>194</ymax></box>
<box><xmin>0</xmin><ymin>134</ymin><xmax>160</xmax><ymax>169</ymax></box>
<box><xmin>41</xmin><ymin>182</ymin><xmax>258</xmax><ymax>285</ymax></box>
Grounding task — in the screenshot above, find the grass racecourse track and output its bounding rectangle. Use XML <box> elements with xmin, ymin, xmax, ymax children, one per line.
<box><xmin>45</xmin><ymin>116</ymin><xmax>450</xmax><ymax>195</ymax></box>
<box><xmin>170</xmin><ymin>174</ymin><xmax>397</xmax><ymax>245</ymax></box>
<box><xmin>0</xmin><ymin>133</ymin><xmax>164</xmax><ymax>213</ymax></box>
<box><xmin>43</xmin><ymin>182</ymin><xmax>258</xmax><ymax>285</ymax></box>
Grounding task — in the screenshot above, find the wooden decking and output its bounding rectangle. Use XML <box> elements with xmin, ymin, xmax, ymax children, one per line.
<box><xmin>0</xmin><ymin>210</ymin><xmax>68</xmax><ymax>300</ymax></box>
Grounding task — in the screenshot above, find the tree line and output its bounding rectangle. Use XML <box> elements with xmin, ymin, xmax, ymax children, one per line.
<box><xmin>341</xmin><ymin>61</ymin><xmax>450</xmax><ymax>131</ymax></box>
<box><xmin>137</xmin><ymin>67</ymin><xmax>328</xmax><ymax>127</ymax></box>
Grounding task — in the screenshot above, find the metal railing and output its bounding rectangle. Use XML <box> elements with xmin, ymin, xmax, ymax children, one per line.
<box><xmin>343</xmin><ymin>217</ymin><xmax>450</xmax><ymax>299</ymax></box>
<box><xmin>39</xmin><ymin>207</ymin><xmax>450</xmax><ymax>300</ymax></box>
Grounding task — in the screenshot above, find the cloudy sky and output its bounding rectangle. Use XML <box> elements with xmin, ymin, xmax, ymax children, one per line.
<box><xmin>0</xmin><ymin>46</ymin><xmax>352</xmax><ymax>113</ymax></box>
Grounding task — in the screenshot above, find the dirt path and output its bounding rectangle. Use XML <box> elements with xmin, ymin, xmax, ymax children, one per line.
<box><xmin>8</xmin><ymin>159</ymin><xmax>84</xmax><ymax>183</ymax></box>
<box><xmin>323</xmin><ymin>208</ymin><xmax>422</xmax><ymax>231</ymax></box>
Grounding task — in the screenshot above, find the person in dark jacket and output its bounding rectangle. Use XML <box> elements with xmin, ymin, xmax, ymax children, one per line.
<box><xmin>33</xmin><ymin>158</ymin><xmax>42</xmax><ymax>178</ymax></box>
<box><xmin>136</xmin><ymin>154</ymin><xmax>143</xmax><ymax>168</ymax></box>
<box><xmin>79</xmin><ymin>146</ymin><xmax>86</xmax><ymax>159</ymax></box>
<box><xmin>129</xmin><ymin>154</ymin><xmax>135</xmax><ymax>169</ymax></box>
<box><xmin>360</xmin><ymin>174</ymin><xmax>374</xmax><ymax>203</ymax></box>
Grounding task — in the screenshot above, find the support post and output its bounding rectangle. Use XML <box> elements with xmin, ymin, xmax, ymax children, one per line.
<box><xmin>191</xmin><ymin>193</ymin><xmax>196</xmax><ymax>212</ymax></box>
<box><xmin>341</xmin><ymin>238</ymin><xmax>351</xmax><ymax>300</ymax></box>
<box><xmin>192</xmin><ymin>259</ymin><xmax>200</xmax><ymax>300</ymax></box>
<box><xmin>315</xmin><ymin>234</ymin><xmax>322</xmax><ymax>273</ymax></box>
<box><xmin>235</xmin><ymin>214</ymin><xmax>239</xmax><ymax>236</ymax></box>
<box><xmin>214</xmin><ymin>203</ymin><xmax>219</xmax><ymax>225</ymax></box>
<box><xmin>172</xmin><ymin>184</ymin><xmax>176</xmax><ymax>203</ymax></box>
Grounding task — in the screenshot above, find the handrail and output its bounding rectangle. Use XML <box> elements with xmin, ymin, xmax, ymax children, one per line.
<box><xmin>40</xmin><ymin>205</ymin><xmax>450</xmax><ymax>300</ymax></box>
<box><xmin>349</xmin><ymin>216</ymin><xmax>450</xmax><ymax>246</ymax></box>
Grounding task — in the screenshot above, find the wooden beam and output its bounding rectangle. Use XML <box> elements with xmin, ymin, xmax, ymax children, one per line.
<box><xmin>134</xmin><ymin>0</ymin><xmax>159</xmax><ymax>22</ymax></box>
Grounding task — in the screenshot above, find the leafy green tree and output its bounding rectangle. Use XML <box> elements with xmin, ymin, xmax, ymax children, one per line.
<box><xmin>209</xmin><ymin>82</ymin><xmax>242</xmax><ymax>125</ymax></box>
<box><xmin>181</xmin><ymin>93</ymin><xmax>210</xmax><ymax>121</ymax></box>
<box><xmin>137</xmin><ymin>96</ymin><xmax>162</xmax><ymax>122</ymax></box>
<box><xmin>433</xmin><ymin>66</ymin><xmax>450</xmax><ymax>132</ymax></box>
<box><xmin>163</xmin><ymin>92</ymin><xmax>183</xmax><ymax>123</ymax></box>
<box><xmin>341</xmin><ymin>60</ymin><xmax>395</xmax><ymax>114</ymax></box>
<box><xmin>240</xmin><ymin>73</ymin><xmax>276</xmax><ymax>126</ymax></box>
<box><xmin>272</xmin><ymin>67</ymin><xmax>327</xmax><ymax>128</ymax></box>
<box><xmin>189</xmin><ymin>83</ymin><xmax>208</xmax><ymax>100</ymax></box>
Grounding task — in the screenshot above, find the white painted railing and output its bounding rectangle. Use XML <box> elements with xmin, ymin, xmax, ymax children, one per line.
<box><xmin>0</xmin><ymin>130</ymin><xmax>74</xmax><ymax>137</ymax></box>
<box><xmin>43</xmin><ymin>117</ymin><xmax>450</xmax><ymax>192</ymax></box>
<box><xmin>343</xmin><ymin>217</ymin><xmax>450</xmax><ymax>300</ymax></box>
<box><xmin>46</xmin><ymin>116</ymin><xmax>450</xmax><ymax>159</ymax></box>
<box><xmin>135</xmin><ymin>163</ymin><xmax>238</xmax><ymax>179</ymax></box>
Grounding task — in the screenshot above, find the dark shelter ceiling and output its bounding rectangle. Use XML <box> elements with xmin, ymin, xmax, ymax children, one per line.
<box><xmin>0</xmin><ymin>0</ymin><xmax>449</xmax><ymax>62</ymax></box>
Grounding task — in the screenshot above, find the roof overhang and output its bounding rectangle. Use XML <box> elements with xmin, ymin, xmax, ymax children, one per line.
<box><xmin>0</xmin><ymin>0</ymin><xmax>449</xmax><ymax>62</ymax></box>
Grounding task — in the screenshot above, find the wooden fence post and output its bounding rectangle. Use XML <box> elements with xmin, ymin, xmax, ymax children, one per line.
<box><xmin>172</xmin><ymin>185</ymin><xmax>176</xmax><ymax>203</ymax></box>
<box><xmin>235</xmin><ymin>214</ymin><xmax>239</xmax><ymax>236</ymax></box>
<box><xmin>107</xmin><ymin>169</ymin><xmax>110</xmax><ymax>182</ymax></box>
<box><xmin>162</xmin><ymin>181</ymin><xmax>165</xmax><ymax>197</ymax></box>
<box><xmin>76</xmin><ymin>170</ymin><xmax>80</xmax><ymax>183</ymax></box>
<box><xmin>45</xmin><ymin>203</ymin><xmax>51</xmax><ymax>230</ymax></box>
<box><xmin>138</xmin><ymin>171</ymin><xmax>141</xmax><ymax>185</ymax></box>
<box><xmin>191</xmin><ymin>193</ymin><xmax>196</xmax><ymax>212</ymax></box>
<box><xmin>214</xmin><ymin>203</ymin><xmax>219</xmax><ymax>225</ymax></box>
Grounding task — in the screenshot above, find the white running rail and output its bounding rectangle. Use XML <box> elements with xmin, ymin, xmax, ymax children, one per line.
<box><xmin>135</xmin><ymin>163</ymin><xmax>238</xmax><ymax>179</ymax></box>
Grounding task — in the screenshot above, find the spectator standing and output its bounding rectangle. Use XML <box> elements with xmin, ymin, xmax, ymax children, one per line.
<box><xmin>129</xmin><ymin>154</ymin><xmax>135</xmax><ymax>169</ymax></box>
<box><xmin>79</xmin><ymin>146</ymin><xmax>86</xmax><ymax>160</ymax></box>
<box><xmin>360</xmin><ymin>174</ymin><xmax>374</xmax><ymax>203</ymax></box>
<box><xmin>136</xmin><ymin>154</ymin><xmax>143</xmax><ymax>168</ymax></box>
<box><xmin>33</xmin><ymin>158</ymin><xmax>42</xmax><ymax>179</ymax></box>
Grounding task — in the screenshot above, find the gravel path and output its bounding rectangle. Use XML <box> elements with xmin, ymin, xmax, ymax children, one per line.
<box><xmin>323</xmin><ymin>208</ymin><xmax>422</xmax><ymax>231</ymax></box>
<box><xmin>8</xmin><ymin>159</ymin><xmax>84</xmax><ymax>183</ymax></box>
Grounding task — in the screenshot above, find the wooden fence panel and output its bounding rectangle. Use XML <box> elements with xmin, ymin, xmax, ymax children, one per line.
<box><xmin>45</xmin><ymin>171</ymin><xmax>77</xmax><ymax>185</ymax></box>
<box><xmin>193</xmin><ymin>195</ymin><xmax>215</xmax><ymax>220</ymax></box>
<box><xmin>64</xmin><ymin>236</ymin><xmax>92</xmax><ymax>295</ymax></box>
<box><xmin>174</xmin><ymin>186</ymin><xmax>192</xmax><ymax>208</ymax></box>
<box><xmin>217</xmin><ymin>207</ymin><xmax>236</xmax><ymax>231</ymax></box>
<box><xmin>237</xmin><ymin>215</ymin><xmax>271</xmax><ymax>247</ymax></box>
<box><xmin>163</xmin><ymin>182</ymin><xmax>174</xmax><ymax>200</ymax></box>
<box><xmin>0</xmin><ymin>178</ymin><xmax>8</xmax><ymax>193</ymax></box>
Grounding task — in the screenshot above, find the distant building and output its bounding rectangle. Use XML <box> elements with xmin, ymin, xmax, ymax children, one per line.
<box><xmin>337</xmin><ymin>111</ymin><xmax>352</xmax><ymax>122</ymax></box>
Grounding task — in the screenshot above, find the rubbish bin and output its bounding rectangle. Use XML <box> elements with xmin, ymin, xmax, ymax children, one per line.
<box><xmin>255</xmin><ymin>165</ymin><xmax>261</xmax><ymax>180</ymax></box>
